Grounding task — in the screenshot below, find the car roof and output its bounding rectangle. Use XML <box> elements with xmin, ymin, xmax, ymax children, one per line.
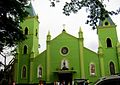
<box><xmin>94</xmin><ymin>75</ymin><xmax>120</xmax><ymax>85</ymax></box>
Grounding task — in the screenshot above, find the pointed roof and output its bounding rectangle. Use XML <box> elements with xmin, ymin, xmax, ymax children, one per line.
<box><xmin>51</xmin><ymin>30</ymin><xmax>77</xmax><ymax>42</ymax></box>
<box><xmin>26</xmin><ymin>2</ymin><xmax>36</xmax><ymax>16</ymax></box>
<box><xmin>47</xmin><ymin>30</ymin><xmax>51</xmax><ymax>36</ymax></box>
<box><xmin>79</xmin><ymin>27</ymin><xmax>83</xmax><ymax>33</ymax></box>
<box><xmin>47</xmin><ymin>30</ymin><xmax>51</xmax><ymax>41</ymax></box>
<box><xmin>99</xmin><ymin>15</ymin><xmax>115</xmax><ymax>26</ymax></box>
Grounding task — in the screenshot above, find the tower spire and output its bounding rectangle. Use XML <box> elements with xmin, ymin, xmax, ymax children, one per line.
<box><xmin>26</xmin><ymin>2</ymin><xmax>36</xmax><ymax>16</ymax></box>
<box><xmin>78</xmin><ymin>26</ymin><xmax>85</xmax><ymax>78</ymax></box>
<box><xmin>78</xmin><ymin>26</ymin><xmax>83</xmax><ymax>39</ymax></box>
<box><xmin>47</xmin><ymin>30</ymin><xmax>51</xmax><ymax>41</ymax></box>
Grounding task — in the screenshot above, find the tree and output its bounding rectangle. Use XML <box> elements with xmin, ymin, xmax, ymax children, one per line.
<box><xmin>0</xmin><ymin>0</ymin><xmax>29</xmax><ymax>84</ymax></box>
<box><xmin>0</xmin><ymin>46</ymin><xmax>16</xmax><ymax>84</ymax></box>
<box><xmin>0</xmin><ymin>0</ymin><xmax>29</xmax><ymax>52</ymax></box>
<box><xmin>49</xmin><ymin>0</ymin><xmax>120</xmax><ymax>29</ymax></box>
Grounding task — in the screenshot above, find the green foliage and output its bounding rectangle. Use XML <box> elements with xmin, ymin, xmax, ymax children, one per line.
<box><xmin>49</xmin><ymin>0</ymin><xmax>60</xmax><ymax>7</ymax></box>
<box><xmin>62</xmin><ymin>0</ymin><xmax>120</xmax><ymax>29</ymax></box>
<box><xmin>63</xmin><ymin>0</ymin><xmax>120</xmax><ymax>29</ymax></box>
<box><xmin>49</xmin><ymin>0</ymin><xmax>120</xmax><ymax>29</ymax></box>
<box><xmin>0</xmin><ymin>0</ymin><xmax>29</xmax><ymax>51</ymax></box>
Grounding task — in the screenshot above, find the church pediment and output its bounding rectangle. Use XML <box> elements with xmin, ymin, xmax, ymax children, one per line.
<box><xmin>51</xmin><ymin>30</ymin><xmax>78</xmax><ymax>44</ymax></box>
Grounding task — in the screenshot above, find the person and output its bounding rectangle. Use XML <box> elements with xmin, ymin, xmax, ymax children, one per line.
<box><xmin>54</xmin><ymin>80</ymin><xmax>57</xmax><ymax>85</ymax></box>
<box><xmin>61</xmin><ymin>80</ymin><xmax>65</xmax><ymax>85</ymax></box>
<box><xmin>39</xmin><ymin>80</ymin><xmax>43</xmax><ymax>85</ymax></box>
<box><xmin>12</xmin><ymin>81</ymin><xmax>15</xmax><ymax>85</ymax></box>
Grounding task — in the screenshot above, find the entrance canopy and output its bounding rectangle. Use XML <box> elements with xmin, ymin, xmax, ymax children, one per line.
<box><xmin>53</xmin><ymin>70</ymin><xmax>76</xmax><ymax>74</ymax></box>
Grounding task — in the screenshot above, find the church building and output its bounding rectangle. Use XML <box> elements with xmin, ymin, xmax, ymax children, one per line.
<box><xmin>12</xmin><ymin>2</ymin><xmax>120</xmax><ymax>85</ymax></box>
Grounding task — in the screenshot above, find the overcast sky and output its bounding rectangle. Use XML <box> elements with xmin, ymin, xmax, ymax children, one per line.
<box><xmin>32</xmin><ymin>0</ymin><xmax>120</xmax><ymax>53</ymax></box>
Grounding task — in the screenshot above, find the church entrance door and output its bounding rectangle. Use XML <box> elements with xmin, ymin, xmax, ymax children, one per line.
<box><xmin>58</xmin><ymin>73</ymin><xmax>72</xmax><ymax>85</ymax></box>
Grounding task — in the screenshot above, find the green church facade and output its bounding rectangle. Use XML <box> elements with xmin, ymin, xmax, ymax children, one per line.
<box><xmin>13</xmin><ymin>3</ymin><xmax>120</xmax><ymax>85</ymax></box>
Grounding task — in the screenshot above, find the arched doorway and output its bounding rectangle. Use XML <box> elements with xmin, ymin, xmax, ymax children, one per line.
<box><xmin>58</xmin><ymin>73</ymin><xmax>72</xmax><ymax>85</ymax></box>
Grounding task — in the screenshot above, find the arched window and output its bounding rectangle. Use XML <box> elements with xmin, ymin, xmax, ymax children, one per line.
<box><xmin>22</xmin><ymin>66</ymin><xmax>26</xmax><ymax>78</ymax></box>
<box><xmin>25</xmin><ymin>27</ymin><xmax>28</xmax><ymax>35</ymax></box>
<box><xmin>90</xmin><ymin>63</ymin><xmax>95</xmax><ymax>76</ymax></box>
<box><xmin>61</xmin><ymin>60</ymin><xmax>69</xmax><ymax>70</ymax></box>
<box><xmin>37</xmin><ymin>66</ymin><xmax>42</xmax><ymax>78</ymax></box>
<box><xmin>106</xmin><ymin>38</ymin><xmax>112</xmax><ymax>47</ymax></box>
<box><xmin>110</xmin><ymin>62</ymin><xmax>115</xmax><ymax>75</ymax></box>
<box><xmin>24</xmin><ymin>45</ymin><xmax>27</xmax><ymax>54</ymax></box>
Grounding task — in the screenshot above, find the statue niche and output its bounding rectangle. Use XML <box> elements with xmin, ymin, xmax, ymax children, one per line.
<box><xmin>62</xmin><ymin>60</ymin><xmax>69</xmax><ymax>70</ymax></box>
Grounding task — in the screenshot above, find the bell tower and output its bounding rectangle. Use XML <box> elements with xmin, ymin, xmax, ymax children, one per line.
<box><xmin>14</xmin><ymin>2</ymin><xmax>39</xmax><ymax>84</ymax></box>
<box><xmin>97</xmin><ymin>16</ymin><xmax>119</xmax><ymax>76</ymax></box>
<box><xmin>97</xmin><ymin>16</ymin><xmax>118</xmax><ymax>48</ymax></box>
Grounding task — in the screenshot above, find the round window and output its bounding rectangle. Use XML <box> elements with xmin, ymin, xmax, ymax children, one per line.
<box><xmin>105</xmin><ymin>22</ymin><xmax>109</xmax><ymax>26</ymax></box>
<box><xmin>61</xmin><ymin>47</ymin><xmax>69</xmax><ymax>55</ymax></box>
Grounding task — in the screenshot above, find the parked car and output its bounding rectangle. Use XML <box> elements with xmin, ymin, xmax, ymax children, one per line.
<box><xmin>94</xmin><ymin>75</ymin><xmax>120</xmax><ymax>85</ymax></box>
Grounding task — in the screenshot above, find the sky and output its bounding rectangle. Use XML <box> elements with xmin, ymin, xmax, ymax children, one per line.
<box><xmin>32</xmin><ymin>0</ymin><xmax>120</xmax><ymax>53</ymax></box>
